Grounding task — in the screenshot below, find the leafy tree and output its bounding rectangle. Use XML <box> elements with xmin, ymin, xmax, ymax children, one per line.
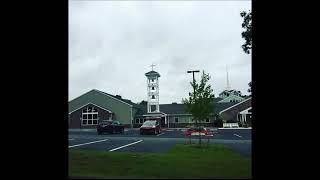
<box><xmin>214</xmin><ymin>115</ymin><xmax>223</xmax><ymax>127</ymax></box>
<box><xmin>139</xmin><ymin>100</ymin><xmax>147</xmax><ymax>105</ymax></box>
<box><xmin>248</xmin><ymin>81</ymin><xmax>252</xmax><ymax>94</ymax></box>
<box><xmin>182</xmin><ymin>71</ymin><xmax>215</xmax><ymax>146</ymax></box>
<box><xmin>240</xmin><ymin>11</ymin><xmax>252</xmax><ymax>54</ymax></box>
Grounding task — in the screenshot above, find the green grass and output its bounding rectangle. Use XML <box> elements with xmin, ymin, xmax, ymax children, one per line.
<box><xmin>69</xmin><ymin>144</ymin><xmax>251</xmax><ymax>179</ymax></box>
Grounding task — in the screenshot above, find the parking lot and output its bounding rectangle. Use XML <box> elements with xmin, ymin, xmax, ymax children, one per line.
<box><xmin>69</xmin><ymin>128</ymin><xmax>252</xmax><ymax>157</ymax></box>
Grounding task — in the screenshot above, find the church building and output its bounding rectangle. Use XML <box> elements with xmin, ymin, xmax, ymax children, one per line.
<box><xmin>68</xmin><ymin>65</ymin><xmax>250</xmax><ymax>129</ymax></box>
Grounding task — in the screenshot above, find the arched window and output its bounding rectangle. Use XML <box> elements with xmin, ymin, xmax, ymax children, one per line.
<box><xmin>152</xmin><ymin>95</ymin><xmax>155</xmax><ymax>99</ymax></box>
<box><xmin>82</xmin><ymin>106</ymin><xmax>98</xmax><ymax>125</ymax></box>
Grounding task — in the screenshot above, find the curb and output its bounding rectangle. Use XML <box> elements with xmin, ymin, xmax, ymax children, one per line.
<box><xmin>219</xmin><ymin>127</ymin><xmax>252</xmax><ymax>129</ymax></box>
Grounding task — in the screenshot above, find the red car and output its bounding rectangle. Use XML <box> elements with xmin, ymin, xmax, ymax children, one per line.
<box><xmin>183</xmin><ymin>127</ymin><xmax>212</xmax><ymax>137</ymax></box>
<box><xmin>140</xmin><ymin>120</ymin><xmax>161</xmax><ymax>135</ymax></box>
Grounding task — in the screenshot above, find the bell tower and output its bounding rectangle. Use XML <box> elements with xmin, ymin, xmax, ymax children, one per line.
<box><xmin>145</xmin><ymin>64</ymin><xmax>161</xmax><ymax>113</ymax></box>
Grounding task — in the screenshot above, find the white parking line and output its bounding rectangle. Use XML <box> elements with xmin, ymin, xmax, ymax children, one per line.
<box><xmin>157</xmin><ymin>133</ymin><xmax>165</xmax><ymax>136</ymax></box>
<box><xmin>69</xmin><ymin>138</ymin><xmax>74</xmax><ymax>140</ymax></box>
<box><xmin>68</xmin><ymin>139</ymin><xmax>109</xmax><ymax>148</ymax></box>
<box><xmin>165</xmin><ymin>130</ymin><xmax>173</xmax><ymax>132</ymax></box>
<box><xmin>233</xmin><ymin>134</ymin><xmax>242</xmax><ymax>138</ymax></box>
<box><xmin>109</xmin><ymin>140</ymin><xmax>143</xmax><ymax>152</ymax></box>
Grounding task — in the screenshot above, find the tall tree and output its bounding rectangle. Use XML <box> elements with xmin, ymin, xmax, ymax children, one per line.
<box><xmin>182</xmin><ymin>71</ymin><xmax>215</xmax><ymax>146</ymax></box>
<box><xmin>241</xmin><ymin>11</ymin><xmax>252</xmax><ymax>95</ymax></box>
<box><xmin>139</xmin><ymin>100</ymin><xmax>147</xmax><ymax>105</ymax></box>
<box><xmin>240</xmin><ymin>11</ymin><xmax>252</xmax><ymax>54</ymax></box>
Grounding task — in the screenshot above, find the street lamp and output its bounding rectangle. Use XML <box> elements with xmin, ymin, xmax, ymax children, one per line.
<box><xmin>187</xmin><ymin>70</ymin><xmax>200</xmax><ymax>103</ymax></box>
<box><xmin>187</xmin><ymin>70</ymin><xmax>199</xmax><ymax>144</ymax></box>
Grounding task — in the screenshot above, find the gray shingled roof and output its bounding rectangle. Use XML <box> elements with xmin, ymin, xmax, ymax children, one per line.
<box><xmin>134</xmin><ymin>101</ymin><xmax>238</xmax><ymax>116</ymax></box>
<box><xmin>73</xmin><ymin>89</ymin><xmax>237</xmax><ymax>116</ymax></box>
<box><xmin>94</xmin><ymin>89</ymin><xmax>140</xmax><ymax>108</ymax></box>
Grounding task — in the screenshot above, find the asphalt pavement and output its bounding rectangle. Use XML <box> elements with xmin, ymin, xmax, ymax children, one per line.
<box><xmin>69</xmin><ymin>128</ymin><xmax>252</xmax><ymax>157</ymax></box>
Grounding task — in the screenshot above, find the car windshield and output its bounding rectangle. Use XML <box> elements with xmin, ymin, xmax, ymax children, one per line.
<box><xmin>143</xmin><ymin>121</ymin><xmax>156</xmax><ymax>126</ymax></box>
<box><xmin>100</xmin><ymin>121</ymin><xmax>112</xmax><ymax>125</ymax></box>
<box><xmin>112</xmin><ymin>121</ymin><xmax>120</xmax><ymax>125</ymax></box>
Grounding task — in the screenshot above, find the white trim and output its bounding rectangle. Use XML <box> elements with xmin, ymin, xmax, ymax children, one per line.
<box><xmin>219</xmin><ymin>97</ymin><xmax>252</xmax><ymax>114</ymax></box>
<box><xmin>239</xmin><ymin>107</ymin><xmax>252</xmax><ymax>114</ymax></box>
<box><xmin>218</xmin><ymin>127</ymin><xmax>252</xmax><ymax>129</ymax></box>
<box><xmin>69</xmin><ymin>102</ymin><xmax>113</xmax><ymax>114</ymax></box>
<box><xmin>167</xmin><ymin>114</ymin><xmax>192</xmax><ymax>116</ymax></box>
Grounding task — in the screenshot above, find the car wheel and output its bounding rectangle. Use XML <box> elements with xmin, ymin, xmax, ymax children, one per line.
<box><xmin>97</xmin><ymin>131</ymin><xmax>101</xmax><ymax>135</ymax></box>
<box><xmin>154</xmin><ymin>129</ymin><xmax>157</xmax><ymax>135</ymax></box>
<box><xmin>121</xmin><ymin>128</ymin><xmax>124</xmax><ymax>134</ymax></box>
<box><xmin>140</xmin><ymin>131</ymin><xmax>143</xmax><ymax>135</ymax></box>
<box><xmin>112</xmin><ymin>129</ymin><xmax>116</xmax><ymax>134</ymax></box>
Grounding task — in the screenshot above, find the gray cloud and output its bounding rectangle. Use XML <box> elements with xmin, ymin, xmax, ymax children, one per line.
<box><xmin>69</xmin><ymin>1</ymin><xmax>251</xmax><ymax>103</ymax></box>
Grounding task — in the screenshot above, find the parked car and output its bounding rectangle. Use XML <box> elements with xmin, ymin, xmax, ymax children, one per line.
<box><xmin>97</xmin><ymin>120</ymin><xmax>125</xmax><ymax>135</ymax></box>
<box><xmin>140</xmin><ymin>120</ymin><xmax>161</xmax><ymax>135</ymax></box>
<box><xmin>183</xmin><ymin>126</ymin><xmax>212</xmax><ymax>137</ymax></box>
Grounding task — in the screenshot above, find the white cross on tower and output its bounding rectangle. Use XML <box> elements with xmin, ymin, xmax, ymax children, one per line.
<box><xmin>151</xmin><ymin>63</ymin><xmax>156</xmax><ymax>71</ymax></box>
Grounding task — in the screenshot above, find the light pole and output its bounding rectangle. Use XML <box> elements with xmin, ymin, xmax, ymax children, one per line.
<box><xmin>187</xmin><ymin>70</ymin><xmax>200</xmax><ymax>105</ymax></box>
<box><xmin>187</xmin><ymin>70</ymin><xmax>199</xmax><ymax>144</ymax></box>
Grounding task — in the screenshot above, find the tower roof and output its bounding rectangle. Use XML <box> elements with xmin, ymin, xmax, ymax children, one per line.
<box><xmin>145</xmin><ymin>70</ymin><xmax>160</xmax><ymax>78</ymax></box>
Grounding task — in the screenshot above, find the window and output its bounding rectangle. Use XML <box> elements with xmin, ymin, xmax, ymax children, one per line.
<box><xmin>82</xmin><ymin>106</ymin><xmax>98</xmax><ymax>125</ymax></box>
<box><xmin>151</xmin><ymin>105</ymin><xmax>156</xmax><ymax>112</ymax></box>
<box><xmin>152</xmin><ymin>87</ymin><xmax>155</xmax><ymax>90</ymax></box>
<box><xmin>136</xmin><ymin>119</ymin><xmax>140</xmax><ymax>123</ymax></box>
<box><xmin>152</xmin><ymin>79</ymin><xmax>154</xmax><ymax>82</ymax></box>
<box><xmin>175</xmin><ymin>117</ymin><xmax>179</xmax><ymax>123</ymax></box>
<box><xmin>206</xmin><ymin>118</ymin><xmax>210</xmax><ymax>123</ymax></box>
<box><xmin>140</xmin><ymin>119</ymin><xmax>144</xmax><ymax>124</ymax></box>
<box><xmin>152</xmin><ymin>95</ymin><xmax>155</xmax><ymax>99</ymax></box>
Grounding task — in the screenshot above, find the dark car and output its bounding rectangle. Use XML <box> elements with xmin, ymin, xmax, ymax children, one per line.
<box><xmin>140</xmin><ymin>120</ymin><xmax>161</xmax><ymax>135</ymax></box>
<box><xmin>97</xmin><ymin>120</ymin><xmax>125</xmax><ymax>135</ymax></box>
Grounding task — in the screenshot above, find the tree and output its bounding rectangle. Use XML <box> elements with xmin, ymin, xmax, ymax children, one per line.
<box><xmin>240</xmin><ymin>11</ymin><xmax>252</xmax><ymax>54</ymax></box>
<box><xmin>182</xmin><ymin>71</ymin><xmax>215</xmax><ymax>146</ymax></box>
<box><xmin>248</xmin><ymin>81</ymin><xmax>252</xmax><ymax>94</ymax></box>
<box><xmin>139</xmin><ymin>100</ymin><xmax>147</xmax><ymax>105</ymax></box>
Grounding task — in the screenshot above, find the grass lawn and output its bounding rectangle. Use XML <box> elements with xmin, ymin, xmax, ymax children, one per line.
<box><xmin>69</xmin><ymin>144</ymin><xmax>251</xmax><ymax>179</ymax></box>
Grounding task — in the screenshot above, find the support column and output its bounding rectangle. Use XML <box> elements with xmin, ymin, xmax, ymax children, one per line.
<box><xmin>244</xmin><ymin>114</ymin><xmax>247</xmax><ymax>124</ymax></box>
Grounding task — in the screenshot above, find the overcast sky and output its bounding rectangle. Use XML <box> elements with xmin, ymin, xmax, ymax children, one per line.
<box><xmin>69</xmin><ymin>0</ymin><xmax>252</xmax><ymax>104</ymax></box>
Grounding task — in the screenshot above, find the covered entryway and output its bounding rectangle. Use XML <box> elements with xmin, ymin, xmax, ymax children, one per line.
<box><xmin>238</xmin><ymin>107</ymin><xmax>252</xmax><ymax>127</ymax></box>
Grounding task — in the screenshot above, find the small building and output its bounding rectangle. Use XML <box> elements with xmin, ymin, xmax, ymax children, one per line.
<box><xmin>219</xmin><ymin>97</ymin><xmax>252</xmax><ymax>127</ymax></box>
